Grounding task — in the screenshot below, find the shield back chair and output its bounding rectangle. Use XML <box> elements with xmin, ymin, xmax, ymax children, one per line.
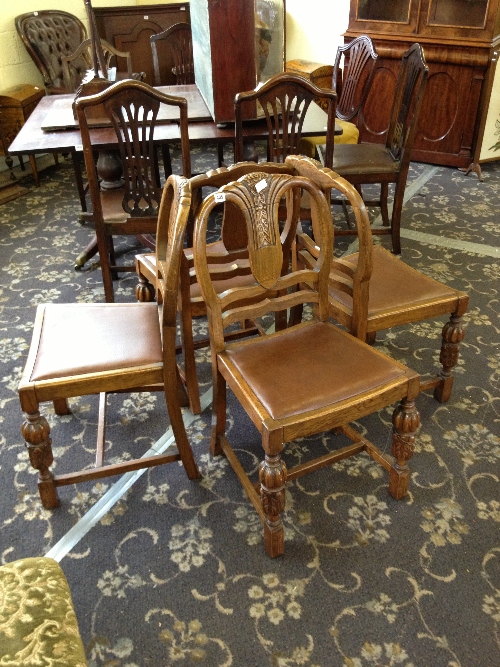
<box><xmin>287</xmin><ymin>155</ymin><xmax>469</xmax><ymax>403</ymax></box>
<box><xmin>135</xmin><ymin>160</ymin><xmax>298</xmax><ymax>415</ymax></box>
<box><xmin>328</xmin><ymin>43</ymin><xmax>429</xmax><ymax>255</ymax></box>
<box><xmin>150</xmin><ymin>23</ymin><xmax>194</xmax><ymax>86</ymax></box>
<box><xmin>18</xmin><ymin>174</ymin><xmax>200</xmax><ymax>510</ymax></box>
<box><xmin>75</xmin><ymin>78</ymin><xmax>191</xmax><ymax>302</ymax></box>
<box><xmin>193</xmin><ymin>171</ymin><xmax>421</xmax><ymax>558</ymax></box>
<box><xmin>234</xmin><ymin>72</ymin><xmax>337</xmax><ymax>169</ymax></box>
<box><xmin>299</xmin><ymin>34</ymin><xmax>378</xmax><ymax>160</ymax></box>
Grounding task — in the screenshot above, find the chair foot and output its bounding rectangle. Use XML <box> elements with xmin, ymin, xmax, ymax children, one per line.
<box><xmin>259</xmin><ymin>453</ymin><xmax>287</xmax><ymax>558</ymax></box>
<box><xmin>21</xmin><ymin>410</ymin><xmax>59</xmax><ymax>508</ymax></box>
<box><xmin>433</xmin><ymin>376</ymin><xmax>454</xmax><ymax>403</ymax></box>
<box><xmin>389</xmin><ymin>398</ymin><xmax>420</xmax><ymax>500</ymax></box>
<box><xmin>210</xmin><ymin>429</ymin><xmax>223</xmax><ymax>456</ymax></box>
<box><xmin>366</xmin><ymin>332</ymin><xmax>376</xmax><ymax>345</ymax></box>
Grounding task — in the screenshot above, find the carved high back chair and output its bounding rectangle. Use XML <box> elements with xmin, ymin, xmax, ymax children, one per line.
<box><xmin>135</xmin><ymin>161</ymin><xmax>297</xmax><ymax>415</ymax></box>
<box><xmin>18</xmin><ymin>174</ymin><xmax>200</xmax><ymax>510</ymax></box>
<box><xmin>287</xmin><ymin>155</ymin><xmax>469</xmax><ymax>403</ymax></box>
<box><xmin>75</xmin><ymin>78</ymin><xmax>191</xmax><ymax>302</ymax></box>
<box><xmin>15</xmin><ymin>11</ymin><xmax>87</xmax><ymax>95</ymax></box>
<box><xmin>150</xmin><ymin>23</ymin><xmax>194</xmax><ymax>86</ymax></box>
<box><xmin>234</xmin><ymin>72</ymin><xmax>337</xmax><ymax>168</ymax></box>
<box><xmin>194</xmin><ymin>171</ymin><xmax>421</xmax><ymax>558</ymax></box>
<box><xmin>300</xmin><ymin>34</ymin><xmax>378</xmax><ymax>160</ymax></box>
<box><xmin>329</xmin><ymin>43</ymin><xmax>429</xmax><ymax>254</ymax></box>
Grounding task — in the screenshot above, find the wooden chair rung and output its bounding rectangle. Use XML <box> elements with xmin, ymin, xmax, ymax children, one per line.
<box><xmin>220</xmin><ymin>436</ymin><xmax>265</xmax><ymax>523</ymax></box>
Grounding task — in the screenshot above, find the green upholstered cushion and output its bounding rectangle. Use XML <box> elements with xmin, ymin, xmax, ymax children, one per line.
<box><xmin>299</xmin><ymin>119</ymin><xmax>360</xmax><ymax>160</ymax></box>
<box><xmin>0</xmin><ymin>557</ymin><xmax>87</xmax><ymax>667</ymax></box>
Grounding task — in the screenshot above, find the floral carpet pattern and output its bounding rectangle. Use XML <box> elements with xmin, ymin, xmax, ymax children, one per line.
<box><xmin>0</xmin><ymin>150</ymin><xmax>499</xmax><ymax>667</ymax></box>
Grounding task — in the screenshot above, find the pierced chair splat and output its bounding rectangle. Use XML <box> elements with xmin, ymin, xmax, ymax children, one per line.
<box><xmin>75</xmin><ymin>78</ymin><xmax>191</xmax><ymax>302</ymax></box>
<box><xmin>193</xmin><ymin>171</ymin><xmax>421</xmax><ymax>557</ymax></box>
<box><xmin>18</xmin><ymin>174</ymin><xmax>200</xmax><ymax>510</ymax></box>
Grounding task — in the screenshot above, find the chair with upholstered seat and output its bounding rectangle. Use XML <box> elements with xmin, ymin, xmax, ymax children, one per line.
<box><xmin>234</xmin><ymin>72</ymin><xmax>337</xmax><ymax>168</ymax></box>
<box><xmin>18</xmin><ymin>174</ymin><xmax>200</xmax><ymax>509</ymax></box>
<box><xmin>193</xmin><ymin>170</ymin><xmax>421</xmax><ymax>558</ymax></box>
<box><xmin>287</xmin><ymin>154</ymin><xmax>469</xmax><ymax>403</ymax></box>
<box><xmin>299</xmin><ymin>35</ymin><xmax>378</xmax><ymax>160</ymax></box>
<box><xmin>0</xmin><ymin>557</ymin><xmax>87</xmax><ymax>666</ymax></box>
<box><xmin>75</xmin><ymin>78</ymin><xmax>191</xmax><ymax>302</ymax></box>
<box><xmin>327</xmin><ymin>43</ymin><xmax>429</xmax><ymax>255</ymax></box>
<box><xmin>135</xmin><ymin>161</ymin><xmax>297</xmax><ymax>415</ymax></box>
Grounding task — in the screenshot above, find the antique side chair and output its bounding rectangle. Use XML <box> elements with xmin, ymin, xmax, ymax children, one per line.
<box><xmin>150</xmin><ymin>23</ymin><xmax>194</xmax><ymax>86</ymax></box>
<box><xmin>194</xmin><ymin>171</ymin><xmax>421</xmax><ymax>557</ymax></box>
<box><xmin>328</xmin><ymin>43</ymin><xmax>429</xmax><ymax>254</ymax></box>
<box><xmin>75</xmin><ymin>78</ymin><xmax>191</xmax><ymax>302</ymax></box>
<box><xmin>62</xmin><ymin>39</ymin><xmax>136</xmax><ymax>92</ymax></box>
<box><xmin>287</xmin><ymin>155</ymin><xmax>469</xmax><ymax>403</ymax></box>
<box><xmin>18</xmin><ymin>175</ymin><xmax>200</xmax><ymax>510</ymax></box>
<box><xmin>135</xmin><ymin>161</ymin><xmax>297</xmax><ymax>415</ymax></box>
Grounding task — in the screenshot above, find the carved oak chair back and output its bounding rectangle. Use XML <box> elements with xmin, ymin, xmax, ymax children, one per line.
<box><xmin>75</xmin><ymin>78</ymin><xmax>191</xmax><ymax>302</ymax></box>
<box><xmin>18</xmin><ymin>173</ymin><xmax>200</xmax><ymax>510</ymax></box>
<box><xmin>193</xmin><ymin>171</ymin><xmax>421</xmax><ymax>557</ymax></box>
<box><xmin>150</xmin><ymin>23</ymin><xmax>194</xmax><ymax>86</ymax></box>
<box><xmin>328</xmin><ymin>43</ymin><xmax>429</xmax><ymax>254</ymax></box>
<box><xmin>15</xmin><ymin>10</ymin><xmax>87</xmax><ymax>94</ymax></box>
<box><xmin>287</xmin><ymin>154</ymin><xmax>469</xmax><ymax>404</ymax></box>
<box><xmin>234</xmin><ymin>72</ymin><xmax>337</xmax><ymax>168</ymax></box>
<box><xmin>135</xmin><ymin>160</ymin><xmax>296</xmax><ymax>415</ymax></box>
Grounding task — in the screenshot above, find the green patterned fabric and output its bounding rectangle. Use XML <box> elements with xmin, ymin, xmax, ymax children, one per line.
<box><xmin>0</xmin><ymin>557</ymin><xmax>87</xmax><ymax>667</ymax></box>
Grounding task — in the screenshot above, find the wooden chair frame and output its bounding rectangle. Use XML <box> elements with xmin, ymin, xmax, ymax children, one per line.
<box><xmin>193</xmin><ymin>171</ymin><xmax>420</xmax><ymax>557</ymax></box>
<box><xmin>150</xmin><ymin>23</ymin><xmax>194</xmax><ymax>87</ymax></box>
<box><xmin>18</xmin><ymin>175</ymin><xmax>200</xmax><ymax>509</ymax></box>
<box><xmin>75</xmin><ymin>78</ymin><xmax>191</xmax><ymax>302</ymax></box>
<box><xmin>62</xmin><ymin>38</ymin><xmax>134</xmax><ymax>92</ymax></box>
<box><xmin>287</xmin><ymin>154</ymin><xmax>469</xmax><ymax>403</ymax></box>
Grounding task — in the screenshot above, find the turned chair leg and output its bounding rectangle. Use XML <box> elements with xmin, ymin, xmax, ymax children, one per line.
<box><xmin>389</xmin><ymin>397</ymin><xmax>420</xmax><ymax>500</ymax></box>
<box><xmin>135</xmin><ymin>274</ymin><xmax>155</xmax><ymax>302</ymax></box>
<box><xmin>434</xmin><ymin>312</ymin><xmax>466</xmax><ymax>403</ymax></box>
<box><xmin>21</xmin><ymin>409</ymin><xmax>59</xmax><ymax>509</ymax></box>
<box><xmin>259</xmin><ymin>452</ymin><xmax>287</xmax><ymax>558</ymax></box>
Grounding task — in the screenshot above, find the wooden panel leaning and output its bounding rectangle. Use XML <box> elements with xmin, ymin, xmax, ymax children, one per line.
<box><xmin>287</xmin><ymin>154</ymin><xmax>469</xmax><ymax>404</ymax></box>
<box><xmin>193</xmin><ymin>170</ymin><xmax>421</xmax><ymax>558</ymax></box>
<box><xmin>18</xmin><ymin>174</ymin><xmax>200</xmax><ymax>510</ymax></box>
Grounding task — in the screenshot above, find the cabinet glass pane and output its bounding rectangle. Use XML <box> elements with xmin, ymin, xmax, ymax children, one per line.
<box><xmin>357</xmin><ymin>0</ymin><xmax>411</xmax><ymax>22</ymax></box>
<box><xmin>428</xmin><ymin>0</ymin><xmax>488</xmax><ymax>28</ymax></box>
<box><xmin>255</xmin><ymin>0</ymin><xmax>284</xmax><ymax>84</ymax></box>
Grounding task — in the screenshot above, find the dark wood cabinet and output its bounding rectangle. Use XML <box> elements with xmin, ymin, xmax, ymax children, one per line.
<box><xmin>346</xmin><ymin>0</ymin><xmax>500</xmax><ymax>167</ymax></box>
<box><xmin>190</xmin><ymin>0</ymin><xmax>286</xmax><ymax>123</ymax></box>
<box><xmin>94</xmin><ymin>3</ymin><xmax>190</xmax><ymax>86</ymax></box>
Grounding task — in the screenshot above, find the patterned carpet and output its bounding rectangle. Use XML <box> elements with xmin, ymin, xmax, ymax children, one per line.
<box><xmin>0</xmin><ymin>148</ymin><xmax>499</xmax><ymax>667</ymax></box>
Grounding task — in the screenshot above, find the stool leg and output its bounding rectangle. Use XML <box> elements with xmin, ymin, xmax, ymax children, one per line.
<box><xmin>389</xmin><ymin>397</ymin><xmax>420</xmax><ymax>500</ymax></box>
<box><xmin>21</xmin><ymin>410</ymin><xmax>59</xmax><ymax>509</ymax></box>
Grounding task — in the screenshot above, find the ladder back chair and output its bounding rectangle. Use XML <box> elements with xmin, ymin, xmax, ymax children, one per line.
<box><xmin>75</xmin><ymin>78</ymin><xmax>191</xmax><ymax>302</ymax></box>
<box><xmin>135</xmin><ymin>161</ymin><xmax>297</xmax><ymax>415</ymax></box>
<box><xmin>18</xmin><ymin>174</ymin><xmax>200</xmax><ymax>510</ymax></box>
<box><xmin>234</xmin><ymin>72</ymin><xmax>337</xmax><ymax>168</ymax></box>
<box><xmin>150</xmin><ymin>23</ymin><xmax>194</xmax><ymax>86</ymax></box>
<box><xmin>288</xmin><ymin>155</ymin><xmax>469</xmax><ymax>403</ymax></box>
<box><xmin>193</xmin><ymin>171</ymin><xmax>421</xmax><ymax>558</ymax></box>
<box><xmin>329</xmin><ymin>42</ymin><xmax>429</xmax><ymax>254</ymax></box>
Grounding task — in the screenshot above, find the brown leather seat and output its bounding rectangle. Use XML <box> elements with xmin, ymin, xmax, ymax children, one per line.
<box><xmin>194</xmin><ymin>171</ymin><xmax>421</xmax><ymax>558</ymax></box>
